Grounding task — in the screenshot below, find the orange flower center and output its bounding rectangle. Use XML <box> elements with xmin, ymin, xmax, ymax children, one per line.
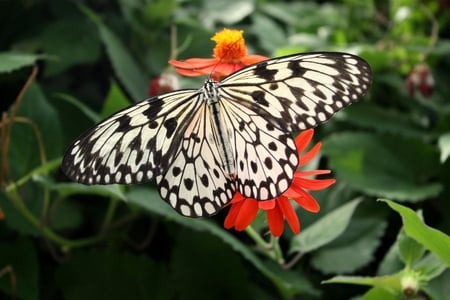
<box><xmin>211</xmin><ymin>29</ymin><xmax>248</xmax><ymax>62</ymax></box>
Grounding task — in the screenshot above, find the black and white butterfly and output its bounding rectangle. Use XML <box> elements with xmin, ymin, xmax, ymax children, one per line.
<box><xmin>62</xmin><ymin>52</ymin><xmax>371</xmax><ymax>217</ymax></box>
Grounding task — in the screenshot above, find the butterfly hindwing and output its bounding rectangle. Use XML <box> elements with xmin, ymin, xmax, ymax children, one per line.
<box><xmin>219</xmin><ymin>98</ymin><xmax>298</xmax><ymax>200</ymax></box>
<box><xmin>156</xmin><ymin>104</ymin><xmax>235</xmax><ymax>217</ymax></box>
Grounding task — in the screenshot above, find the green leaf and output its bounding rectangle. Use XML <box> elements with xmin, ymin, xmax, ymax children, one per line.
<box><xmin>311</xmin><ymin>216</ymin><xmax>387</xmax><ymax>274</ymax></box>
<box><xmin>54</xmin><ymin>183</ymin><xmax>126</xmax><ymax>201</ymax></box>
<box><xmin>56</xmin><ymin>250</ymin><xmax>172</xmax><ymax>300</ymax></box>
<box><xmin>362</xmin><ymin>287</ymin><xmax>400</xmax><ymax>300</ymax></box>
<box><xmin>423</xmin><ymin>269</ymin><xmax>450</xmax><ymax>300</ymax></box>
<box><xmin>56</xmin><ymin>93</ymin><xmax>100</xmax><ymax>123</ymax></box>
<box><xmin>322</xmin><ymin>132</ymin><xmax>442</xmax><ymax>202</ymax></box>
<box><xmin>9</xmin><ymin>83</ymin><xmax>63</xmax><ymax>178</ymax></box>
<box><xmin>0</xmin><ymin>238</ymin><xmax>38</xmax><ymax>300</ymax></box>
<box><xmin>170</xmin><ymin>229</ymin><xmax>253</xmax><ymax>299</ymax></box>
<box><xmin>438</xmin><ymin>132</ymin><xmax>450</xmax><ymax>163</ymax></box>
<box><xmin>323</xmin><ymin>273</ymin><xmax>401</xmax><ymax>292</ymax></box>
<box><xmin>338</xmin><ymin>103</ymin><xmax>431</xmax><ymax>140</ymax></box>
<box><xmin>40</xmin><ymin>18</ymin><xmax>101</xmax><ymax>76</ymax></box>
<box><xmin>397</xmin><ymin>229</ymin><xmax>425</xmax><ymax>267</ymax></box>
<box><xmin>380</xmin><ymin>199</ymin><xmax>450</xmax><ymax>267</ymax></box>
<box><xmin>101</xmin><ymin>81</ymin><xmax>131</xmax><ymax>117</ymax></box>
<box><xmin>0</xmin><ymin>52</ymin><xmax>44</xmax><ymax>73</ymax></box>
<box><xmin>290</xmin><ymin>198</ymin><xmax>362</xmax><ymax>254</ymax></box>
<box><xmin>80</xmin><ymin>5</ymin><xmax>148</xmax><ymax>102</ymax></box>
<box><xmin>126</xmin><ymin>187</ymin><xmax>318</xmax><ymax>299</ymax></box>
<box><xmin>202</xmin><ymin>0</ymin><xmax>254</xmax><ymax>25</ymax></box>
<box><xmin>413</xmin><ymin>252</ymin><xmax>447</xmax><ymax>281</ymax></box>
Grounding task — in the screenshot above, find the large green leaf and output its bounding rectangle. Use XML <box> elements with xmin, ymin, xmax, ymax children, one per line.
<box><xmin>40</xmin><ymin>18</ymin><xmax>101</xmax><ymax>76</ymax></box>
<box><xmin>0</xmin><ymin>52</ymin><xmax>44</xmax><ymax>73</ymax></box>
<box><xmin>310</xmin><ymin>215</ymin><xmax>387</xmax><ymax>274</ymax></box>
<box><xmin>80</xmin><ymin>5</ymin><xmax>148</xmax><ymax>102</ymax></box>
<box><xmin>381</xmin><ymin>199</ymin><xmax>450</xmax><ymax>267</ymax></box>
<box><xmin>322</xmin><ymin>132</ymin><xmax>442</xmax><ymax>202</ymax></box>
<box><xmin>56</xmin><ymin>250</ymin><xmax>171</xmax><ymax>300</ymax></box>
<box><xmin>290</xmin><ymin>198</ymin><xmax>361</xmax><ymax>254</ymax></box>
<box><xmin>126</xmin><ymin>186</ymin><xmax>318</xmax><ymax>299</ymax></box>
<box><xmin>0</xmin><ymin>238</ymin><xmax>38</xmax><ymax>300</ymax></box>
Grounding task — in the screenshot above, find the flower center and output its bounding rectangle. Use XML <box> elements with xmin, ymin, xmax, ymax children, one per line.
<box><xmin>211</xmin><ymin>29</ymin><xmax>248</xmax><ymax>62</ymax></box>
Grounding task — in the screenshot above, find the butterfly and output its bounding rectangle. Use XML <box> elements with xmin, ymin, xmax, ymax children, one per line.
<box><xmin>62</xmin><ymin>52</ymin><xmax>372</xmax><ymax>217</ymax></box>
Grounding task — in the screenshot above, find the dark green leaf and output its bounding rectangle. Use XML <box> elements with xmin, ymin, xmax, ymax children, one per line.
<box><xmin>9</xmin><ymin>83</ymin><xmax>63</xmax><ymax>178</ymax></box>
<box><xmin>322</xmin><ymin>132</ymin><xmax>442</xmax><ymax>202</ymax></box>
<box><xmin>311</xmin><ymin>216</ymin><xmax>387</xmax><ymax>274</ymax></box>
<box><xmin>40</xmin><ymin>18</ymin><xmax>101</xmax><ymax>76</ymax></box>
<box><xmin>290</xmin><ymin>198</ymin><xmax>362</xmax><ymax>254</ymax></box>
<box><xmin>56</xmin><ymin>250</ymin><xmax>171</xmax><ymax>300</ymax></box>
<box><xmin>80</xmin><ymin>5</ymin><xmax>148</xmax><ymax>102</ymax></box>
<box><xmin>101</xmin><ymin>81</ymin><xmax>131</xmax><ymax>117</ymax></box>
<box><xmin>0</xmin><ymin>238</ymin><xmax>38</xmax><ymax>300</ymax></box>
<box><xmin>126</xmin><ymin>187</ymin><xmax>318</xmax><ymax>298</ymax></box>
<box><xmin>0</xmin><ymin>52</ymin><xmax>45</xmax><ymax>73</ymax></box>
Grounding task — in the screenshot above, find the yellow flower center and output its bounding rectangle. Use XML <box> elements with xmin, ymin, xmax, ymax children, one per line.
<box><xmin>211</xmin><ymin>29</ymin><xmax>247</xmax><ymax>62</ymax></box>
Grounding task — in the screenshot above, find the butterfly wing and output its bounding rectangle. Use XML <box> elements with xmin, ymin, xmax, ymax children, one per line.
<box><xmin>218</xmin><ymin>52</ymin><xmax>371</xmax><ymax>198</ymax></box>
<box><xmin>219</xmin><ymin>98</ymin><xmax>298</xmax><ymax>200</ymax></box>
<box><xmin>219</xmin><ymin>52</ymin><xmax>372</xmax><ymax>132</ymax></box>
<box><xmin>156</xmin><ymin>103</ymin><xmax>235</xmax><ymax>217</ymax></box>
<box><xmin>62</xmin><ymin>89</ymin><xmax>202</xmax><ymax>185</ymax></box>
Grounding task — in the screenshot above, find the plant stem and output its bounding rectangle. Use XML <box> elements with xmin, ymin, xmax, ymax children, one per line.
<box><xmin>5</xmin><ymin>186</ymin><xmax>102</xmax><ymax>250</ymax></box>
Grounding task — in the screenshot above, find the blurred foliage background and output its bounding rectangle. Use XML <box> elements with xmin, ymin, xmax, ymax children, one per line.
<box><xmin>1</xmin><ymin>0</ymin><xmax>450</xmax><ymax>299</ymax></box>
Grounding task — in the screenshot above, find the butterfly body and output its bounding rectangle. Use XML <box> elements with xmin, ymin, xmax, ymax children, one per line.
<box><xmin>62</xmin><ymin>52</ymin><xmax>372</xmax><ymax>217</ymax></box>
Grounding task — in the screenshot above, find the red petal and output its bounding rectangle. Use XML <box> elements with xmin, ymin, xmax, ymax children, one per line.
<box><xmin>266</xmin><ymin>207</ymin><xmax>284</xmax><ymax>237</ymax></box>
<box><xmin>295</xmin><ymin>129</ymin><xmax>314</xmax><ymax>154</ymax></box>
<box><xmin>168</xmin><ymin>58</ymin><xmax>218</xmax><ymax>69</ymax></box>
<box><xmin>277</xmin><ymin>197</ymin><xmax>300</xmax><ymax>234</ymax></box>
<box><xmin>291</xmin><ymin>188</ymin><xmax>321</xmax><ymax>213</ymax></box>
<box><xmin>224</xmin><ymin>201</ymin><xmax>242</xmax><ymax>229</ymax></box>
<box><xmin>234</xmin><ymin>198</ymin><xmax>259</xmax><ymax>230</ymax></box>
<box><xmin>299</xmin><ymin>141</ymin><xmax>321</xmax><ymax>166</ymax></box>
<box><xmin>293</xmin><ymin>176</ymin><xmax>336</xmax><ymax>190</ymax></box>
<box><xmin>295</xmin><ymin>170</ymin><xmax>331</xmax><ymax>177</ymax></box>
<box><xmin>258</xmin><ymin>199</ymin><xmax>276</xmax><ymax>210</ymax></box>
<box><xmin>241</xmin><ymin>55</ymin><xmax>269</xmax><ymax>65</ymax></box>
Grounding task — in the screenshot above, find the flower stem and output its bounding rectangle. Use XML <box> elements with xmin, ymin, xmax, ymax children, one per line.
<box><xmin>245</xmin><ymin>226</ymin><xmax>271</xmax><ymax>249</ymax></box>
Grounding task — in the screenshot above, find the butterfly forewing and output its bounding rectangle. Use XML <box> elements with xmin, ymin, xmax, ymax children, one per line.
<box><xmin>62</xmin><ymin>89</ymin><xmax>202</xmax><ymax>185</ymax></box>
<box><xmin>219</xmin><ymin>52</ymin><xmax>372</xmax><ymax>132</ymax></box>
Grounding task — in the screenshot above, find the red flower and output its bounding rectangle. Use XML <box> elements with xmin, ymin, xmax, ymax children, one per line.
<box><xmin>224</xmin><ymin>129</ymin><xmax>336</xmax><ymax>237</ymax></box>
<box><xmin>169</xmin><ymin>29</ymin><xmax>268</xmax><ymax>78</ymax></box>
<box><xmin>0</xmin><ymin>209</ymin><xmax>4</xmax><ymax>220</ymax></box>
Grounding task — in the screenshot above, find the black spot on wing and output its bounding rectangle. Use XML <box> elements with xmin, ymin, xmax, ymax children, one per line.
<box><xmin>287</xmin><ymin>60</ymin><xmax>307</xmax><ymax>77</ymax></box>
<box><xmin>251</xmin><ymin>91</ymin><xmax>269</xmax><ymax>107</ymax></box>
<box><xmin>164</xmin><ymin>118</ymin><xmax>178</xmax><ymax>138</ymax></box>
<box><xmin>253</xmin><ymin>62</ymin><xmax>278</xmax><ymax>81</ymax></box>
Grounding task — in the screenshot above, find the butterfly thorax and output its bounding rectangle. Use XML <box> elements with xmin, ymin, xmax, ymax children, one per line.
<box><xmin>203</xmin><ymin>79</ymin><xmax>235</xmax><ymax>177</ymax></box>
